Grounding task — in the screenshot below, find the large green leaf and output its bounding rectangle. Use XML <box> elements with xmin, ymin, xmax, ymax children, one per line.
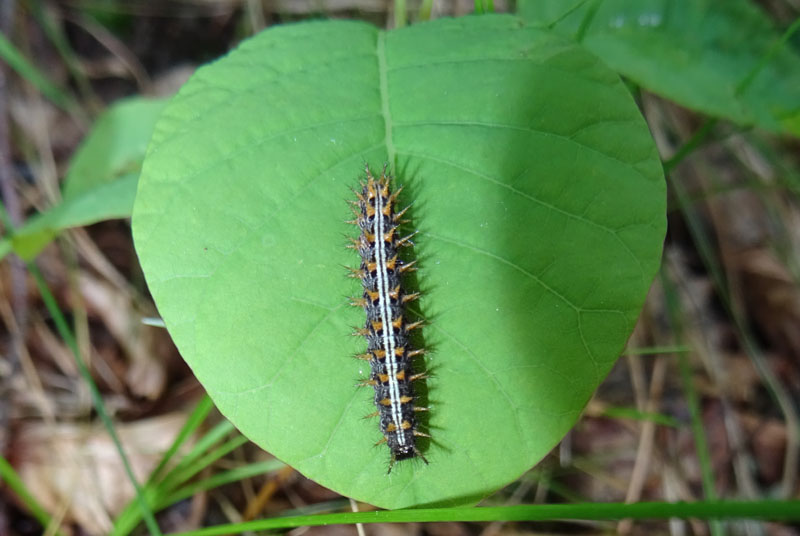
<box><xmin>0</xmin><ymin>97</ymin><xmax>167</xmax><ymax>261</ymax></box>
<box><xmin>518</xmin><ymin>0</ymin><xmax>800</xmax><ymax>137</ymax></box>
<box><xmin>132</xmin><ymin>15</ymin><xmax>665</xmax><ymax>508</ymax></box>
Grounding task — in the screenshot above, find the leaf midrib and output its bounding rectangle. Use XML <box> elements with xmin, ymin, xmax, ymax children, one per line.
<box><xmin>377</xmin><ymin>30</ymin><xmax>395</xmax><ymax>166</ymax></box>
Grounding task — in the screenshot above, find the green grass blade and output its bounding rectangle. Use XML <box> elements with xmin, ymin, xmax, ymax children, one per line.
<box><xmin>418</xmin><ymin>0</ymin><xmax>433</xmax><ymax>21</ymax></box>
<box><xmin>166</xmin><ymin>500</ymin><xmax>800</xmax><ymax>535</ymax></box>
<box><xmin>28</xmin><ymin>0</ymin><xmax>98</xmax><ymax>106</ymax></box>
<box><xmin>29</xmin><ymin>265</ymin><xmax>162</xmax><ymax>536</ymax></box>
<box><xmin>599</xmin><ymin>406</ymin><xmax>681</xmax><ymax>427</ymax></box>
<box><xmin>147</xmin><ymin>395</ymin><xmax>216</xmax><ymax>485</ymax></box>
<box><xmin>574</xmin><ymin>0</ymin><xmax>601</xmax><ymax>42</ymax></box>
<box><xmin>113</xmin><ymin>458</ymin><xmax>283</xmax><ymax>535</ymax></box>
<box><xmin>623</xmin><ymin>345</ymin><xmax>690</xmax><ymax>356</ymax></box>
<box><xmin>163</xmin><ymin>459</ymin><xmax>285</xmax><ymax>506</ymax></box>
<box><xmin>660</xmin><ymin>266</ymin><xmax>724</xmax><ymax>536</ymax></box>
<box><xmin>669</xmin><ymin>163</ymin><xmax>799</xmax><ymax>498</ymax></box>
<box><xmin>0</xmin><ymin>455</ymin><xmax>65</xmax><ymax>535</ymax></box>
<box><xmin>110</xmin><ymin>486</ymin><xmax>162</xmax><ymax>536</ymax></box>
<box><xmin>158</xmin><ymin>434</ymin><xmax>250</xmax><ymax>493</ymax></box>
<box><xmin>735</xmin><ymin>16</ymin><xmax>800</xmax><ymax>96</ymax></box>
<box><xmin>0</xmin><ymin>32</ymin><xmax>74</xmax><ymax>110</ymax></box>
<box><xmin>662</xmin><ymin>119</ymin><xmax>718</xmax><ymax>174</ymax></box>
<box><xmin>394</xmin><ymin>0</ymin><xmax>407</xmax><ymax>28</ymax></box>
<box><xmin>158</xmin><ymin>420</ymin><xmax>236</xmax><ymax>482</ymax></box>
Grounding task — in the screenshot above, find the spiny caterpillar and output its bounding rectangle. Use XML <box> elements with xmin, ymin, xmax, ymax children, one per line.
<box><xmin>347</xmin><ymin>164</ymin><xmax>429</xmax><ymax>472</ymax></box>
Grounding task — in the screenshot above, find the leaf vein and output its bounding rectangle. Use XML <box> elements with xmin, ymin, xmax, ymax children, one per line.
<box><xmin>425</xmin><ymin>231</ymin><xmax>578</xmax><ymax>311</ymax></box>
<box><xmin>395</xmin><ymin>120</ymin><xmax>650</xmax><ymax>182</ymax></box>
<box><xmin>377</xmin><ymin>31</ymin><xmax>395</xmax><ymax>164</ymax></box>
<box><xmin>398</xmin><ymin>149</ymin><xmax>647</xmax><ymax>279</ymax></box>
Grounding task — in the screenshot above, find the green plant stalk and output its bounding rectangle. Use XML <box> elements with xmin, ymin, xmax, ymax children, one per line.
<box><xmin>168</xmin><ymin>500</ymin><xmax>800</xmax><ymax>535</ymax></box>
<box><xmin>662</xmin><ymin>119</ymin><xmax>718</xmax><ymax>173</ymax></box>
<box><xmin>735</xmin><ymin>16</ymin><xmax>800</xmax><ymax>96</ymax></box>
<box><xmin>574</xmin><ymin>0</ymin><xmax>601</xmax><ymax>42</ymax></box>
<box><xmin>29</xmin><ymin>265</ymin><xmax>162</xmax><ymax>536</ymax></box>
<box><xmin>473</xmin><ymin>0</ymin><xmax>494</xmax><ymax>13</ymax></box>
<box><xmin>394</xmin><ymin>0</ymin><xmax>407</xmax><ymax>28</ymax></box>
<box><xmin>0</xmin><ymin>455</ymin><xmax>64</xmax><ymax>535</ymax></box>
<box><xmin>418</xmin><ymin>0</ymin><xmax>433</xmax><ymax>21</ymax></box>
<box><xmin>676</xmin><ymin>351</ymin><xmax>725</xmax><ymax>532</ymax></box>
<box><xmin>659</xmin><ymin>267</ymin><xmax>723</xmax><ymax>536</ymax></box>
<box><xmin>599</xmin><ymin>406</ymin><xmax>681</xmax><ymax>427</ymax></box>
<box><xmin>623</xmin><ymin>345</ymin><xmax>690</xmax><ymax>356</ymax></box>
<box><xmin>27</xmin><ymin>0</ymin><xmax>98</xmax><ymax>109</ymax></box>
<box><xmin>0</xmin><ymin>32</ymin><xmax>74</xmax><ymax>111</ymax></box>
<box><xmin>111</xmin><ymin>486</ymin><xmax>162</xmax><ymax>536</ymax></box>
<box><xmin>540</xmin><ymin>0</ymin><xmax>593</xmax><ymax>29</ymax></box>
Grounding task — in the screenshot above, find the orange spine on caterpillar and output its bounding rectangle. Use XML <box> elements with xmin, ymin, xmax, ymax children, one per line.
<box><xmin>347</xmin><ymin>163</ymin><xmax>429</xmax><ymax>472</ymax></box>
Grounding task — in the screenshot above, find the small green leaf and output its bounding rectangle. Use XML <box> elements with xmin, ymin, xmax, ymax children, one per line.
<box><xmin>62</xmin><ymin>97</ymin><xmax>168</xmax><ymax>198</ymax></box>
<box><xmin>518</xmin><ymin>0</ymin><xmax>800</xmax><ymax>137</ymax></box>
<box><xmin>132</xmin><ymin>16</ymin><xmax>665</xmax><ymax>508</ymax></box>
<box><xmin>0</xmin><ymin>97</ymin><xmax>167</xmax><ymax>261</ymax></box>
<box><xmin>8</xmin><ymin>173</ymin><xmax>138</xmax><ymax>259</ymax></box>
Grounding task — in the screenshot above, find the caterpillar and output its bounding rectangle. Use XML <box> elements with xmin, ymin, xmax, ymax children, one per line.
<box><xmin>347</xmin><ymin>164</ymin><xmax>429</xmax><ymax>472</ymax></box>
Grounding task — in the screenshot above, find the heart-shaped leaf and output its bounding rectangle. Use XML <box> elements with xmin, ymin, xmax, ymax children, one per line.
<box><xmin>133</xmin><ymin>15</ymin><xmax>665</xmax><ymax>508</ymax></box>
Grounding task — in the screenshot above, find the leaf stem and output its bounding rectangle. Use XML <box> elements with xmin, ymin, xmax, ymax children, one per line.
<box><xmin>393</xmin><ymin>0</ymin><xmax>407</xmax><ymax>28</ymax></box>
